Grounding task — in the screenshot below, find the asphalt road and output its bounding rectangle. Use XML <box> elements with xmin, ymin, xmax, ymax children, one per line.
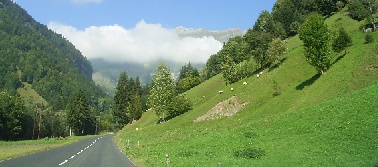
<box><xmin>0</xmin><ymin>134</ymin><xmax>135</xmax><ymax>167</ymax></box>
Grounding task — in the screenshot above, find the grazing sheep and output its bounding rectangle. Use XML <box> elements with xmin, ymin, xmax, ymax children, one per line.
<box><xmin>259</xmin><ymin>71</ymin><xmax>263</xmax><ymax>75</ymax></box>
<box><xmin>256</xmin><ymin>74</ymin><xmax>260</xmax><ymax>78</ymax></box>
<box><xmin>202</xmin><ymin>96</ymin><xmax>205</xmax><ymax>98</ymax></box>
<box><xmin>243</xmin><ymin>82</ymin><xmax>247</xmax><ymax>85</ymax></box>
<box><xmin>219</xmin><ymin>90</ymin><xmax>224</xmax><ymax>94</ymax></box>
<box><xmin>231</xmin><ymin>88</ymin><xmax>234</xmax><ymax>91</ymax></box>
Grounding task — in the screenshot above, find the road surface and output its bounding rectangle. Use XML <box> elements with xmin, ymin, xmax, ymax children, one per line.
<box><xmin>0</xmin><ymin>134</ymin><xmax>135</xmax><ymax>167</ymax></box>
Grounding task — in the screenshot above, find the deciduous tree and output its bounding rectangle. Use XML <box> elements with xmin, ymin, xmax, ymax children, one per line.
<box><xmin>148</xmin><ymin>62</ymin><xmax>174</xmax><ymax>121</ymax></box>
<box><xmin>298</xmin><ymin>13</ymin><xmax>332</xmax><ymax>74</ymax></box>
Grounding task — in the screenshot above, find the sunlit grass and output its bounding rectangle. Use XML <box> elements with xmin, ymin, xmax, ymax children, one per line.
<box><xmin>115</xmin><ymin>13</ymin><xmax>378</xmax><ymax>166</ymax></box>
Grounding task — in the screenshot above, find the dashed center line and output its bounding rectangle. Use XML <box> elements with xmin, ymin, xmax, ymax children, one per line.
<box><xmin>58</xmin><ymin>136</ymin><xmax>103</xmax><ymax>166</ymax></box>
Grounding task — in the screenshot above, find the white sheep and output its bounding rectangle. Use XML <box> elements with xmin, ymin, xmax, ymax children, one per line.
<box><xmin>257</xmin><ymin>74</ymin><xmax>260</xmax><ymax>78</ymax></box>
<box><xmin>219</xmin><ymin>90</ymin><xmax>224</xmax><ymax>94</ymax></box>
<box><xmin>231</xmin><ymin>88</ymin><xmax>234</xmax><ymax>91</ymax></box>
<box><xmin>259</xmin><ymin>71</ymin><xmax>263</xmax><ymax>75</ymax></box>
<box><xmin>243</xmin><ymin>82</ymin><xmax>247</xmax><ymax>85</ymax></box>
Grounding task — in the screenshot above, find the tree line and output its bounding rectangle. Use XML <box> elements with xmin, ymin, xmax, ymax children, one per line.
<box><xmin>202</xmin><ymin>0</ymin><xmax>374</xmax><ymax>85</ymax></box>
<box><xmin>112</xmin><ymin>62</ymin><xmax>195</xmax><ymax>126</ymax></box>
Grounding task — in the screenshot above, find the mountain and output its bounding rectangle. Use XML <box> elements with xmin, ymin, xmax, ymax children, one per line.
<box><xmin>174</xmin><ymin>26</ymin><xmax>246</xmax><ymax>43</ymax></box>
<box><xmin>91</xmin><ymin>27</ymin><xmax>243</xmax><ymax>96</ymax></box>
<box><xmin>0</xmin><ymin>0</ymin><xmax>105</xmax><ymax>109</ymax></box>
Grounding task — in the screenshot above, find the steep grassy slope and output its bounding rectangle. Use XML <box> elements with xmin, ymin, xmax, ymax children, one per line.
<box><xmin>115</xmin><ymin>13</ymin><xmax>378</xmax><ymax>166</ymax></box>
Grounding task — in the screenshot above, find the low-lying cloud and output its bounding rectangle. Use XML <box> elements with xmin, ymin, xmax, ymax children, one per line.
<box><xmin>48</xmin><ymin>20</ymin><xmax>222</xmax><ymax>64</ymax></box>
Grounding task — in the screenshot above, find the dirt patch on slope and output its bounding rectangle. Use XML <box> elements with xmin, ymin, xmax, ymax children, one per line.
<box><xmin>194</xmin><ymin>96</ymin><xmax>246</xmax><ymax>122</ymax></box>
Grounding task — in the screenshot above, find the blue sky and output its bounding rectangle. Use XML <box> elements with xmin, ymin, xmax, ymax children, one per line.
<box><xmin>15</xmin><ymin>0</ymin><xmax>278</xmax><ymax>64</ymax></box>
<box><xmin>16</xmin><ymin>0</ymin><xmax>277</xmax><ymax>30</ymax></box>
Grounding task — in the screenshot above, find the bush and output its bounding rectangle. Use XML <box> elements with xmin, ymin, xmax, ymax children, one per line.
<box><xmin>167</xmin><ymin>95</ymin><xmax>192</xmax><ymax>119</ymax></box>
<box><xmin>365</xmin><ymin>33</ymin><xmax>374</xmax><ymax>44</ymax></box>
<box><xmin>332</xmin><ymin>28</ymin><xmax>352</xmax><ymax>52</ymax></box>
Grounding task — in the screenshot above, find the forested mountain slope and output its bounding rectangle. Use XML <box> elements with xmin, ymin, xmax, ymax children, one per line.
<box><xmin>0</xmin><ymin>0</ymin><xmax>105</xmax><ymax>109</ymax></box>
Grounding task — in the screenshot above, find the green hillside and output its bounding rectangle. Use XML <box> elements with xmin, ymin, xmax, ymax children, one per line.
<box><xmin>0</xmin><ymin>0</ymin><xmax>105</xmax><ymax>109</ymax></box>
<box><xmin>115</xmin><ymin>12</ymin><xmax>378</xmax><ymax>166</ymax></box>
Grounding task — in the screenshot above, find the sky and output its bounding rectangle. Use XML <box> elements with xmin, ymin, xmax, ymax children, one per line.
<box><xmin>15</xmin><ymin>0</ymin><xmax>277</xmax><ymax>64</ymax></box>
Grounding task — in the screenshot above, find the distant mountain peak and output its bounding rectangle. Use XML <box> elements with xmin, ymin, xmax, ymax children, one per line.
<box><xmin>173</xmin><ymin>26</ymin><xmax>246</xmax><ymax>43</ymax></box>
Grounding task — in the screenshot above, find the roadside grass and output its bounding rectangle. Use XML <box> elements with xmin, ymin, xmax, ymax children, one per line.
<box><xmin>115</xmin><ymin>13</ymin><xmax>378</xmax><ymax>166</ymax></box>
<box><xmin>0</xmin><ymin>135</ymin><xmax>94</xmax><ymax>161</ymax></box>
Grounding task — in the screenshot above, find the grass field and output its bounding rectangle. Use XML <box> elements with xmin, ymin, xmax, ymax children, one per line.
<box><xmin>0</xmin><ymin>135</ymin><xmax>94</xmax><ymax>161</ymax></box>
<box><xmin>115</xmin><ymin>12</ymin><xmax>378</xmax><ymax>166</ymax></box>
<box><xmin>17</xmin><ymin>82</ymin><xmax>48</xmax><ymax>106</ymax></box>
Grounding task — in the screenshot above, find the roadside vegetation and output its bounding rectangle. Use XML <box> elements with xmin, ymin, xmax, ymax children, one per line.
<box><xmin>0</xmin><ymin>135</ymin><xmax>94</xmax><ymax>161</ymax></box>
<box><xmin>115</xmin><ymin>8</ymin><xmax>378</xmax><ymax>166</ymax></box>
<box><xmin>1</xmin><ymin>0</ymin><xmax>378</xmax><ymax>165</ymax></box>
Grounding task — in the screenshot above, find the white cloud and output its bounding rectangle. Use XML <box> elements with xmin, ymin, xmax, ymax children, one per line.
<box><xmin>48</xmin><ymin>20</ymin><xmax>222</xmax><ymax>64</ymax></box>
<box><xmin>69</xmin><ymin>0</ymin><xmax>103</xmax><ymax>5</ymax></box>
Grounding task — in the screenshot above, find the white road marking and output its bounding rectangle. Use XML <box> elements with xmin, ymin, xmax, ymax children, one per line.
<box><xmin>58</xmin><ymin>137</ymin><xmax>102</xmax><ymax>166</ymax></box>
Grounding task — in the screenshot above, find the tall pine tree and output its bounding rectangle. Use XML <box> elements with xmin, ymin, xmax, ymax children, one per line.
<box><xmin>113</xmin><ymin>72</ymin><xmax>131</xmax><ymax>127</ymax></box>
<box><xmin>67</xmin><ymin>89</ymin><xmax>93</xmax><ymax>135</ymax></box>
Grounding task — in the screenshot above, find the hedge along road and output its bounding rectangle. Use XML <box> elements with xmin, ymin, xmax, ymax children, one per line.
<box><xmin>0</xmin><ymin>134</ymin><xmax>135</xmax><ymax>167</ymax></box>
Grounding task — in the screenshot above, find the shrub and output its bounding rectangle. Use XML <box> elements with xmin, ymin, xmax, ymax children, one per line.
<box><xmin>332</xmin><ymin>28</ymin><xmax>352</xmax><ymax>52</ymax></box>
<box><xmin>365</xmin><ymin>33</ymin><xmax>374</xmax><ymax>44</ymax></box>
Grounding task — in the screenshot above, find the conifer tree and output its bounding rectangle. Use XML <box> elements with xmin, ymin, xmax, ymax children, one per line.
<box><xmin>113</xmin><ymin>72</ymin><xmax>131</xmax><ymax>126</ymax></box>
<box><xmin>67</xmin><ymin>89</ymin><xmax>92</xmax><ymax>135</ymax></box>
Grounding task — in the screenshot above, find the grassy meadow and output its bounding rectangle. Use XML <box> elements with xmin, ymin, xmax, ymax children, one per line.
<box><xmin>115</xmin><ymin>12</ymin><xmax>378</xmax><ymax>166</ymax></box>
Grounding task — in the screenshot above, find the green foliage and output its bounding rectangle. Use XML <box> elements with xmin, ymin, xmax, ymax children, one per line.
<box><xmin>299</xmin><ymin>13</ymin><xmax>332</xmax><ymax>74</ymax></box>
<box><xmin>39</xmin><ymin>109</ymin><xmax>68</xmax><ymax>138</ymax></box>
<box><xmin>113</xmin><ymin>72</ymin><xmax>131</xmax><ymax>126</ymax></box>
<box><xmin>205</xmin><ymin>53</ymin><xmax>224</xmax><ymax>80</ymax></box>
<box><xmin>0</xmin><ymin>0</ymin><xmax>106</xmax><ymax>110</ymax></box>
<box><xmin>332</xmin><ymin>27</ymin><xmax>353</xmax><ymax>52</ymax></box>
<box><xmin>253</xmin><ymin>10</ymin><xmax>286</xmax><ymax>38</ymax></box>
<box><xmin>267</xmin><ymin>38</ymin><xmax>288</xmax><ymax>65</ymax></box>
<box><xmin>67</xmin><ymin>90</ymin><xmax>94</xmax><ymax>135</ymax></box>
<box><xmin>176</xmin><ymin>63</ymin><xmax>201</xmax><ymax>93</ymax></box>
<box><xmin>167</xmin><ymin>95</ymin><xmax>192</xmax><ymax>119</ymax></box>
<box><xmin>244</xmin><ymin>30</ymin><xmax>275</xmax><ymax>67</ymax></box>
<box><xmin>148</xmin><ymin>62</ymin><xmax>175</xmax><ymax>120</ymax></box>
<box><xmin>336</xmin><ymin>1</ymin><xmax>345</xmax><ymax>11</ymax></box>
<box><xmin>222</xmin><ymin>56</ymin><xmax>257</xmax><ymax>85</ymax></box>
<box><xmin>129</xmin><ymin>92</ymin><xmax>143</xmax><ymax>121</ymax></box>
<box><xmin>204</xmin><ymin>36</ymin><xmax>248</xmax><ymax>80</ymax></box>
<box><xmin>272</xmin><ymin>0</ymin><xmax>340</xmax><ymax>37</ymax></box>
<box><xmin>347</xmin><ymin>0</ymin><xmax>377</xmax><ymax>21</ymax></box>
<box><xmin>221</xmin><ymin>55</ymin><xmax>237</xmax><ymax>85</ymax></box>
<box><xmin>0</xmin><ymin>92</ymin><xmax>32</xmax><ymax>140</ymax></box>
<box><xmin>365</xmin><ymin>32</ymin><xmax>375</xmax><ymax>43</ymax></box>
<box><xmin>113</xmin><ymin>72</ymin><xmax>144</xmax><ymax>127</ymax></box>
